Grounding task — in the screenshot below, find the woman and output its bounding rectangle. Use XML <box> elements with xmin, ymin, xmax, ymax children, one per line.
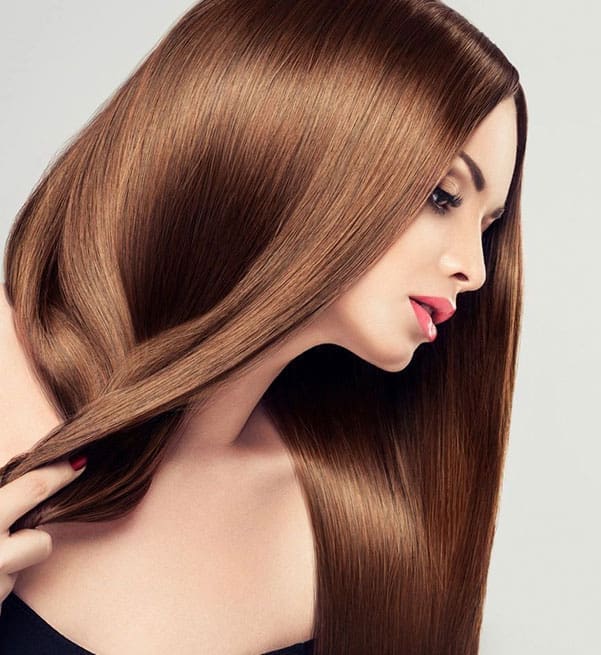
<box><xmin>0</xmin><ymin>0</ymin><xmax>527</xmax><ymax>653</ymax></box>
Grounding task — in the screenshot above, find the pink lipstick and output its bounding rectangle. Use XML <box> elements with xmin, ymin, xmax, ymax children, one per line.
<box><xmin>408</xmin><ymin>295</ymin><xmax>456</xmax><ymax>342</ymax></box>
<box><xmin>409</xmin><ymin>298</ymin><xmax>437</xmax><ymax>341</ymax></box>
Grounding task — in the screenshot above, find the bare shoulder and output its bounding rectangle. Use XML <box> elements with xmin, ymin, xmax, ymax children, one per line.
<box><xmin>0</xmin><ymin>281</ymin><xmax>12</xmax><ymax>332</ymax></box>
<box><xmin>0</xmin><ymin>282</ymin><xmax>20</xmax><ymax>461</ymax></box>
<box><xmin>0</xmin><ymin>282</ymin><xmax>62</xmax><ymax>468</ymax></box>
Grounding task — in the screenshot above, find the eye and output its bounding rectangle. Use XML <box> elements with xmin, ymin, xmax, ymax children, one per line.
<box><xmin>428</xmin><ymin>185</ymin><xmax>463</xmax><ymax>215</ymax></box>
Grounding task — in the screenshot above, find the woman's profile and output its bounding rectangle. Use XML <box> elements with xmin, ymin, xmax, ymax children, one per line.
<box><xmin>0</xmin><ymin>1</ymin><xmax>527</xmax><ymax>654</ymax></box>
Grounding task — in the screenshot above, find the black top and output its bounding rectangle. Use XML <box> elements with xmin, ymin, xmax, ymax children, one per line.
<box><xmin>0</xmin><ymin>591</ymin><xmax>315</xmax><ymax>655</ymax></box>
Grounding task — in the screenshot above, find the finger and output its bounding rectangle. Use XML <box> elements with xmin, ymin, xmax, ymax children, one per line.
<box><xmin>0</xmin><ymin>457</ymin><xmax>86</xmax><ymax>532</ymax></box>
<box><xmin>0</xmin><ymin>528</ymin><xmax>53</xmax><ymax>576</ymax></box>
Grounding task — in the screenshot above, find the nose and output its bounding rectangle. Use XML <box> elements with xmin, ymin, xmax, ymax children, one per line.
<box><xmin>439</xmin><ymin>227</ymin><xmax>487</xmax><ymax>293</ymax></box>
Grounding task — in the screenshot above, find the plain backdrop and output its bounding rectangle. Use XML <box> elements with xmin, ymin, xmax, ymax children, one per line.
<box><xmin>1</xmin><ymin>2</ymin><xmax>599</xmax><ymax>653</ymax></box>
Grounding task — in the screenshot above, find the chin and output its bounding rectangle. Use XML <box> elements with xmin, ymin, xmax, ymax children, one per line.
<box><xmin>376</xmin><ymin>356</ymin><xmax>413</xmax><ymax>373</ymax></box>
<box><xmin>360</xmin><ymin>340</ymin><xmax>417</xmax><ymax>373</ymax></box>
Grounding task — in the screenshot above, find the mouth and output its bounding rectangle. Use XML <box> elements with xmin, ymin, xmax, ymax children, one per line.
<box><xmin>408</xmin><ymin>295</ymin><xmax>456</xmax><ymax>343</ymax></box>
<box><xmin>408</xmin><ymin>295</ymin><xmax>456</xmax><ymax>325</ymax></box>
<box><xmin>409</xmin><ymin>298</ymin><xmax>438</xmax><ymax>342</ymax></box>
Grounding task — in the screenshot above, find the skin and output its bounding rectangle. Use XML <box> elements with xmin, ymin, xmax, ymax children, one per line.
<box><xmin>0</xmin><ymin>95</ymin><xmax>517</xmax><ymax>653</ymax></box>
<box><xmin>171</xmin><ymin>94</ymin><xmax>518</xmax><ymax>459</ymax></box>
<box><xmin>0</xmin><ymin>96</ymin><xmax>518</xmax><ymax>464</ymax></box>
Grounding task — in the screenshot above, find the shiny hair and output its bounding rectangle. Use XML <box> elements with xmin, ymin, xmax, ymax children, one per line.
<box><xmin>1</xmin><ymin>1</ymin><xmax>527</xmax><ymax>652</ymax></box>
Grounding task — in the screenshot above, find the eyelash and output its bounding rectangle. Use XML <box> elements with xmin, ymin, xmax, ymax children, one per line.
<box><xmin>428</xmin><ymin>186</ymin><xmax>464</xmax><ymax>215</ymax></box>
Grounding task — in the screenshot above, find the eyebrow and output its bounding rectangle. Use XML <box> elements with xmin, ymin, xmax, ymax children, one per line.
<box><xmin>458</xmin><ymin>151</ymin><xmax>506</xmax><ymax>219</ymax></box>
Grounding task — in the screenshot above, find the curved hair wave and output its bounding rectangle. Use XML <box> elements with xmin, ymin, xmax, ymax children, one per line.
<box><xmin>1</xmin><ymin>1</ymin><xmax>527</xmax><ymax>653</ymax></box>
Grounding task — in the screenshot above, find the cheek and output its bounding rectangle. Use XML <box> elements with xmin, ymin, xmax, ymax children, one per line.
<box><xmin>327</xmin><ymin>275</ymin><xmax>421</xmax><ymax>371</ymax></box>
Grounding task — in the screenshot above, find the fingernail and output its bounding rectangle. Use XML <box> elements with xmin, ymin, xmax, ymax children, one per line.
<box><xmin>69</xmin><ymin>454</ymin><xmax>87</xmax><ymax>471</ymax></box>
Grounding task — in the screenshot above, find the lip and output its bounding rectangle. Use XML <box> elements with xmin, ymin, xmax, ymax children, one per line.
<box><xmin>409</xmin><ymin>298</ymin><xmax>438</xmax><ymax>342</ymax></box>
<box><xmin>408</xmin><ymin>295</ymin><xmax>456</xmax><ymax>326</ymax></box>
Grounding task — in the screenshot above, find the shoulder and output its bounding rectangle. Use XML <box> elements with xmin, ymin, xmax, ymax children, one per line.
<box><xmin>0</xmin><ymin>282</ymin><xmax>12</xmax><ymax>332</ymax></box>
<box><xmin>0</xmin><ymin>283</ymin><xmax>18</xmax><ymax>358</ymax></box>
<box><xmin>0</xmin><ymin>283</ymin><xmax>25</xmax><ymax>467</ymax></box>
<box><xmin>0</xmin><ymin>282</ymin><xmax>26</xmax><ymax>383</ymax></box>
<box><xmin>0</xmin><ymin>282</ymin><xmax>62</xmax><ymax>469</ymax></box>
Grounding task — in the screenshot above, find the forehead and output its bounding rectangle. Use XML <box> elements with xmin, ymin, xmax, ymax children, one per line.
<box><xmin>458</xmin><ymin>97</ymin><xmax>518</xmax><ymax>196</ymax></box>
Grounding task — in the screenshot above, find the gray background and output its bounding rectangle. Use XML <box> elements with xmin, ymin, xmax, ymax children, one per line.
<box><xmin>1</xmin><ymin>2</ymin><xmax>599</xmax><ymax>652</ymax></box>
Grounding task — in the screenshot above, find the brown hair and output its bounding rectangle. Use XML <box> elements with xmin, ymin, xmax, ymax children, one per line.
<box><xmin>0</xmin><ymin>1</ymin><xmax>527</xmax><ymax>652</ymax></box>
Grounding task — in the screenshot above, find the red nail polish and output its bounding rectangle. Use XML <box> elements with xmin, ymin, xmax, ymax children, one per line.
<box><xmin>69</xmin><ymin>454</ymin><xmax>87</xmax><ymax>471</ymax></box>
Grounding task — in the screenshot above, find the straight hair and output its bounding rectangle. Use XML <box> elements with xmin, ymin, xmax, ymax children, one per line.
<box><xmin>1</xmin><ymin>1</ymin><xmax>527</xmax><ymax>652</ymax></box>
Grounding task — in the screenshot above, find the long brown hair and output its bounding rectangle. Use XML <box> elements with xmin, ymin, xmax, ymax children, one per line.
<box><xmin>1</xmin><ymin>1</ymin><xmax>527</xmax><ymax>652</ymax></box>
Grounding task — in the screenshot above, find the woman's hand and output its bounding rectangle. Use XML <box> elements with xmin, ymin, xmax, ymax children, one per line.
<box><xmin>0</xmin><ymin>456</ymin><xmax>87</xmax><ymax>606</ymax></box>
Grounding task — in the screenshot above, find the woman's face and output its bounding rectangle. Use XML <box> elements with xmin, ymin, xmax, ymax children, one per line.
<box><xmin>316</xmin><ymin>96</ymin><xmax>518</xmax><ymax>372</ymax></box>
